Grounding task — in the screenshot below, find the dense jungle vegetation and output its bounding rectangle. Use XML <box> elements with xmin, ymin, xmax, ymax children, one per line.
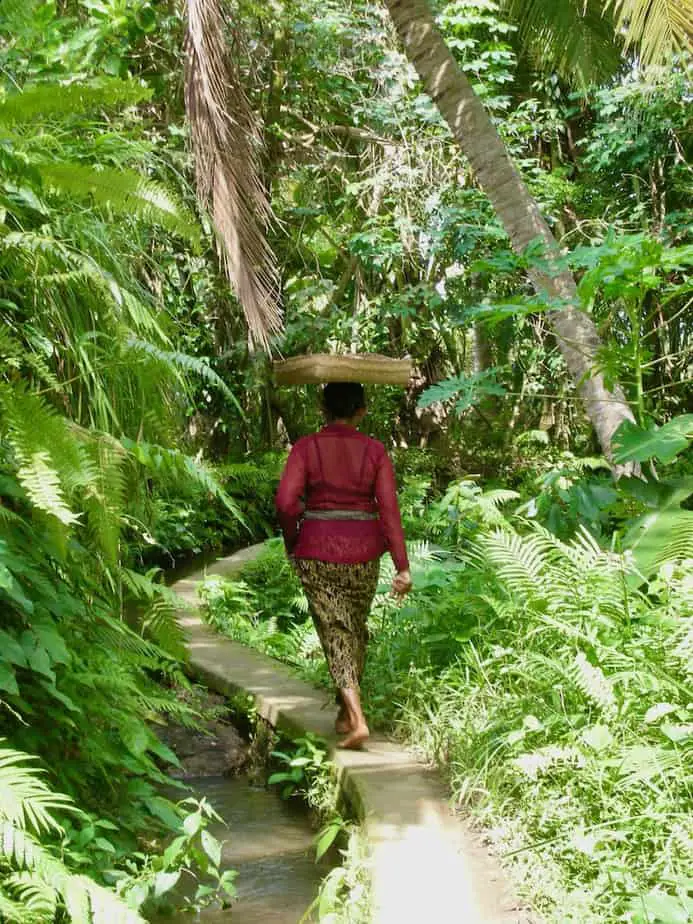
<box><xmin>0</xmin><ymin>0</ymin><xmax>691</xmax><ymax>921</ymax></box>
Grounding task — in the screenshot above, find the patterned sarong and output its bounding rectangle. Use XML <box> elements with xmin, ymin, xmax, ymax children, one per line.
<box><xmin>293</xmin><ymin>558</ymin><xmax>380</xmax><ymax>690</ymax></box>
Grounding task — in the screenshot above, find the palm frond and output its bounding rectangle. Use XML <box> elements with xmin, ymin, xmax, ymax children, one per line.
<box><xmin>500</xmin><ymin>0</ymin><xmax>623</xmax><ymax>86</ymax></box>
<box><xmin>607</xmin><ymin>0</ymin><xmax>693</xmax><ymax>65</ymax></box>
<box><xmin>184</xmin><ymin>0</ymin><xmax>281</xmax><ymax>347</ymax></box>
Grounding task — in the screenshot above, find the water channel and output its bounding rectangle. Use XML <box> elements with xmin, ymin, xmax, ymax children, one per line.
<box><xmin>147</xmin><ymin>548</ymin><xmax>333</xmax><ymax>922</ymax></box>
<box><xmin>151</xmin><ymin>774</ymin><xmax>329</xmax><ymax>923</ymax></box>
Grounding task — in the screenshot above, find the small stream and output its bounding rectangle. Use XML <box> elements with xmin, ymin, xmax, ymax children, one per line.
<box><xmin>146</xmin><ymin>548</ymin><xmax>333</xmax><ymax>922</ymax></box>
<box><xmin>148</xmin><ymin>679</ymin><xmax>332</xmax><ymax>924</ymax></box>
<box><xmin>152</xmin><ymin>775</ymin><xmax>329</xmax><ymax>923</ymax></box>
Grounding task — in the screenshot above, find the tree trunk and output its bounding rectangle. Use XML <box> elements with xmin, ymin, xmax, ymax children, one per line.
<box><xmin>383</xmin><ymin>0</ymin><xmax>635</xmax><ymax>460</ymax></box>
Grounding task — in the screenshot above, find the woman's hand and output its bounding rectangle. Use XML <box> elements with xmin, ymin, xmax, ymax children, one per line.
<box><xmin>391</xmin><ymin>569</ymin><xmax>413</xmax><ymax>597</ymax></box>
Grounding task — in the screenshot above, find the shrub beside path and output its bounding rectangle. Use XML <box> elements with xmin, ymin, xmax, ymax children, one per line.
<box><xmin>171</xmin><ymin>545</ymin><xmax>535</xmax><ymax>924</ymax></box>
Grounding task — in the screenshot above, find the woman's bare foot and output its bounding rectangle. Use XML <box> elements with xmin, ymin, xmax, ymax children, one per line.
<box><xmin>337</xmin><ymin>724</ymin><xmax>369</xmax><ymax>750</ymax></box>
<box><xmin>335</xmin><ymin>706</ymin><xmax>351</xmax><ymax>735</ymax></box>
<box><xmin>337</xmin><ymin>688</ymin><xmax>369</xmax><ymax>749</ymax></box>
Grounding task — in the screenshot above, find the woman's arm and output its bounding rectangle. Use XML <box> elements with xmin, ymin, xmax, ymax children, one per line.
<box><xmin>374</xmin><ymin>450</ymin><xmax>410</xmax><ymax>575</ymax></box>
<box><xmin>275</xmin><ymin>443</ymin><xmax>307</xmax><ymax>554</ymax></box>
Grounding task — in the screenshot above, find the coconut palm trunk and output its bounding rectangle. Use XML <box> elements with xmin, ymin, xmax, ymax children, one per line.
<box><xmin>383</xmin><ymin>0</ymin><xmax>636</xmax><ymax>459</ymax></box>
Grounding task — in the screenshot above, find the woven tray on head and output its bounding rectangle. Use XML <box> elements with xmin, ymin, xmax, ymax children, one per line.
<box><xmin>274</xmin><ymin>354</ymin><xmax>412</xmax><ymax>386</ymax></box>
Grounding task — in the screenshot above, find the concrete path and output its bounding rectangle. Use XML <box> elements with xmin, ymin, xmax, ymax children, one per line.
<box><xmin>171</xmin><ymin>546</ymin><xmax>533</xmax><ymax>924</ymax></box>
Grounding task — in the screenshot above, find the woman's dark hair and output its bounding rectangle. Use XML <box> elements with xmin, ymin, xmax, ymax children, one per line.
<box><xmin>322</xmin><ymin>382</ymin><xmax>366</xmax><ymax>420</ymax></box>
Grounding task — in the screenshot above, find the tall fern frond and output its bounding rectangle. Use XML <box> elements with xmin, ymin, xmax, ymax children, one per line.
<box><xmin>571</xmin><ymin>651</ymin><xmax>617</xmax><ymax>716</ymax></box>
<box><xmin>0</xmin><ymin>79</ymin><xmax>151</xmax><ymax>124</ymax></box>
<box><xmin>0</xmin><ymin>744</ymin><xmax>74</xmax><ymax>833</ymax></box>
<box><xmin>68</xmin><ymin>432</ymin><xmax>127</xmax><ymax>566</ymax></box>
<box><xmin>140</xmin><ymin>595</ymin><xmax>188</xmax><ymax>660</ymax></box>
<box><xmin>0</xmin><ymin>889</ymin><xmax>34</xmax><ymax>924</ymax></box>
<box><xmin>476</xmin><ymin>489</ymin><xmax>520</xmax><ymax>527</ymax></box>
<box><xmin>3</xmin><ymin>873</ymin><xmax>57</xmax><ymax>919</ymax></box>
<box><xmin>616</xmin><ymin>743</ymin><xmax>686</xmax><ymax>789</ymax></box>
<box><xmin>118</xmin><ymin>572</ymin><xmax>188</xmax><ymax>659</ymax></box>
<box><xmin>653</xmin><ymin>512</ymin><xmax>693</xmax><ymax>568</ymax></box>
<box><xmin>126</xmin><ymin>337</ymin><xmax>244</xmax><ymax>414</ymax></box>
<box><xmin>38</xmin><ymin>163</ymin><xmax>201</xmax><ymax>244</ymax></box>
<box><xmin>124</xmin><ymin>439</ymin><xmax>248</xmax><ymax>525</ymax></box>
<box><xmin>16</xmin><ymin>452</ymin><xmax>80</xmax><ymax>526</ymax></box>
<box><xmin>0</xmin><ymin>383</ymin><xmax>83</xmax><ymax>526</ymax></box>
<box><xmin>478</xmin><ymin>529</ymin><xmax>549</xmax><ymax>601</ymax></box>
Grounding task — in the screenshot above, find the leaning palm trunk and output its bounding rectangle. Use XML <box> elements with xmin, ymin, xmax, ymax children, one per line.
<box><xmin>185</xmin><ymin>0</ymin><xmax>281</xmax><ymax>347</ymax></box>
<box><xmin>383</xmin><ymin>0</ymin><xmax>636</xmax><ymax>460</ymax></box>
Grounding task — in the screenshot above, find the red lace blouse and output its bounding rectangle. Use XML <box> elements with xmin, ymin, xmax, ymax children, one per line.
<box><xmin>275</xmin><ymin>422</ymin><xmax>409</xmax><ymax>571</ymax></box>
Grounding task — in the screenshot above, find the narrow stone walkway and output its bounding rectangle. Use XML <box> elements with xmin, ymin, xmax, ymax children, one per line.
<box><xmin>171</xmin><ymin>546</ymin><xmax>534</xmax><ymax>924</ymax></box>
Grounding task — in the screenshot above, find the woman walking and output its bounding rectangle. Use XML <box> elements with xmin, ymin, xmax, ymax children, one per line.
<box><xmin>276</xmin><ymin>382</ymin><xmax>412</xmax><ymax>750</ymax></box>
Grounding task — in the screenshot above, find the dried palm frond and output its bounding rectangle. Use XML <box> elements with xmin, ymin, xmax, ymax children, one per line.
<box><xmin>184</xmin><ymin>0</ymin><xmax>281</xmax><ymax>348</ymax></box>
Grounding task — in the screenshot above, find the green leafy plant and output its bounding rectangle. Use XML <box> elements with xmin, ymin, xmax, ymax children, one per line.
<box><xmin>268</xmin><ymin>735</ymin><xmax>329</xmax><ymax>802</ymax></box>
<box><xmin>113</xmin><ymin>797</ymin><xmax>237</xmax><ymax>914</ymax></box>
<box><xmin>0</xmin><ymin>740</ymin><xmax>146</xmax><ymax>923</ymax></box>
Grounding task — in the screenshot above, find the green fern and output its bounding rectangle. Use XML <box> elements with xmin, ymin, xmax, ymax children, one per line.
<box><xmin>0</xmin><ymin>747</ymin><xmax>74</xmax><ymax>833</ymax></box>
<box><xmin>16</xmin><ymin>452</ymin><xmax>80</xmax><ymax>527</ymax></box>
<box><xmin>0</xmin><ymin>742</ymin><xmax>147</xmax><ymax>924</ymax></box>
<box><xmin>0</xmin><ymin>383</ymin><xmax>82</xmax><ymax>527</ymax></box>
<box><xmin>3</xmin><ymin>874</ymin><xmax>57</xmax><ymax>920</ymax></box>
<box><xmin>38</xmin><ymin>163</ymin><xmax>201</xmax><ymax>244</ymax></box>
<box><xmin>571</xmin><ymin>651</ymin><xmax>618</xmax><ymax>716</ymax></box>
<box><xmin>123</xmin><ymin>438</ymin><xmax>248</xmax><ymax>525</ymax></box>
<box><xmin>126</xmin><ymin>338</ymin><xmax>243</xmax><ymax>413</ymax></box>
<box><xmin>0</xmin><ymin>79</ymin><xmax>151</xmax><ymax>124</ymax></box>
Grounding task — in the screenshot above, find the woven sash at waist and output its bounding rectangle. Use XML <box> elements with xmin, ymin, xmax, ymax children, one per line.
<box><xmin>303</xmin><ymin>509</ymin><xmax>379</xmax><ymax>521</ymax></box>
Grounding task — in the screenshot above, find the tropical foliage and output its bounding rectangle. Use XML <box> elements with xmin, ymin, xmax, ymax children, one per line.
<box><xmin>1</xmin><ymin>0</ymin><xmax>691</xmax><ymax>920</ymax></box>
<box><xmin>204</xmin><ymin>422</ymin><xmax>693</xmax><ymax>923</ymax></box>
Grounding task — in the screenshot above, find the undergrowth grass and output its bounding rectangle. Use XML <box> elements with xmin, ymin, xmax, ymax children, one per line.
<box><xmin>201</xmin><ymin>535</ymin><xmax>693</xmax><ymax>924</ymax></box>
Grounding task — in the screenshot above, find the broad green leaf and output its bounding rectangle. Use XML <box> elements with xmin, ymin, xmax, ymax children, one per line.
<box><xmin>643</xmin><ymin>703</ymin><xmax>679</xmax><ymax>724</ymax></box>
<box><xmin>0</xmin><ymin>662</ymin><xmax>19</xmax><ymax>695</ymax></box>
<box><xmin>581</xmin><ymin>724</ymin><xmax>614</xmax><ymax>751</ymax></box>
<box><xmin>315</xmin><ymin>820</ymin><xmax>343</xmax><ymax>861</ymax></box>
<box><xmin>144</xmin><ymin>796</ymin><xmax>182</xmax><ymax>832</ymax></box>
<box><xmin>153</xmin><ymin>870</ymin><xmax>180</xmax><ymax>898</ymax></box>
<box><xmin>201</xmin><ymin>828</ymin><xmax>222</xmax><ymax>868</ymax></box>
<box><xmin>629</xmin><ymin>890</ymin><xmax>692</xmax><ymax>924</ymax></box>
<box><xmin>121</xmin><ymin>723</ymin><xmax>149</xmax><ymax>758</ymax></box>
<box><xmin>183</xmin><ymin>809</ymin><xmax>203</xmax><ymax>838</ymax></box>
<box><xmin>613</xmin><ymin>415</ymin><xmax>693</xmax><ymax>464</ymax></box>
<box><xmin>0</xmin><ymin>628</ymin><xmax>28</xmax><ymax>667</ymax></box>
<box><xmin>20</xmin><ymin>632</ymin><xmax>55</xmax><ymax>679</ymax></box>
<box><xmin>31</xmin><ymin>621</ymin><xmax>69</xmax><ymax>664</ymax></box>
<box><xmin>660</xmin><ymin>724</ymin><xmax>692</xmax><ymax>743</ymax></box>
